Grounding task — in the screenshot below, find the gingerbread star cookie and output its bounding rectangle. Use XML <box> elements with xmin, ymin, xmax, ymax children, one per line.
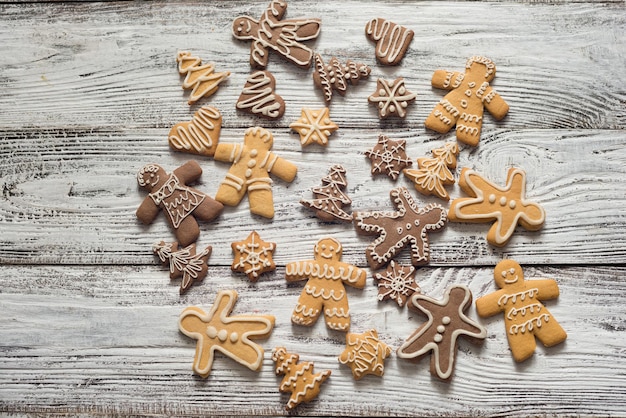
<box><xmin>290</xmin><ymin>107</ymin><xmax>339</xmax><ymax>147</ymax></box>
<box><xmin>368</xmin><ymin>77</ymin><xmax>416</xmax><ymax>119</ymax></box>
<box><xmin>397</xmin><ymin>285</ymin><xmax>487</xmax><ymax>381</ymax></box>
<box><xmin>231</xmin><ymin>231</ymin><xmax>276</xmax><ymax>282</ymax></box>
<box><xmin>179</xmin><ymin>289</ymin><xmax>275</xmax><ymax>377</ymax></box>
<box><xmin>236</xmin><ymin>70</ymin><xmax>285</xmax><ymax>119</ymax></box>
<box><xmin>364</xmin><ymin>134</ymin><xmax>412</xmax><ymax>180</ymax></box>
<box><xmin>374</xmin><ymin>260</ymin><xmax>420</xmax><ymax>308</ymax></box>
<box><xmin>353</xmin><ymin>187</ymin><xmax>447</xmax><ymax>270</ymax></box>
<box><xmin>476</xmin><ymin>259</ymin><xmax>567</xmax><ymax>362</ymax></box>
<box><xmin>448</xmin><ymin>167</ymin><xmax>545</xmax><ymax>247</ymax></box>
<box><xmin>168</xmin><ymin>106</ymin><xmax>222</xmax><ymax>157</ymax></box>
<box><xmin>176</xmin><ymin>51</ymin><xmax>230</xmax><ymax>105</ymax></box>
<box><xmin>404</xmin><ymin>142</ymin><xmax>459</xmax><ymax>200</ymax></box>
<box><xmin>153</xmin><ymin>241</ymin><xmax>211</xmax><ymax>294</ymax></box>
<box><xmin>338</xmin><ymin>329</ymin><xmax>392</xmax><ymax>380</ymax></box>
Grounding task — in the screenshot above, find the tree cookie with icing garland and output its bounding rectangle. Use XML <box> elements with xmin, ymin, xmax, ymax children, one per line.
<box><xmin>476</xmin><ymin>259</ymin><xmax>567</xmax><ymax>362</ymax></box>
<box><xmin>176</xmin><ymin>51</ymin><xmax>230</xmax><ymax>105</ymax></box>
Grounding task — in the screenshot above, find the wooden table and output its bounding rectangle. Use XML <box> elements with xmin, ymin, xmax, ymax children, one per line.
<box><xmin>1</xmin><ymin>1</ymin><xmax>625</xmax><ymax>416</ymax></box>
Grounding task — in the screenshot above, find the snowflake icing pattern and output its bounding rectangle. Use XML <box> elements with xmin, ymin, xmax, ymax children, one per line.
<box><xmin>375</xmin><ymin>260</ymin><xmax>420</xmax><ymax>307</ymax></box>
<box><xmin>365</xmin><ymin>134</ymin><xmax>412</xmax><ymax>180</ymax></box>
<box><xmin>231</xmin><ymin>231</ymin><xmax>276</xmax><ymax>282</ymax></box>
<box><xmin>290</xmin><ymin>107</ymin><xmax>339</xmax><ymax>147</ymax></box>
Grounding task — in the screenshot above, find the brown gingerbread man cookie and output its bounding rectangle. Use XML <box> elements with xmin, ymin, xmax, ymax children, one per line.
<box><xmin>136</xmin><ymin>161</ymin><xmax>223</xmax><ymax>246</ymax></box>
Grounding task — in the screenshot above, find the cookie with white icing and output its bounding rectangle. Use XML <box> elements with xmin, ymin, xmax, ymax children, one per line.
<box><xmin>236</xmin><ymin>70</ymin><xmax>285</xmax><ymax>119</ymax></box>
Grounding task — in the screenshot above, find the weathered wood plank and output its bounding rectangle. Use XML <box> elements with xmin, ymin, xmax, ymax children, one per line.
<box><xmin>1</xmin><ymin>128</ymin><xmax>624</xmax><ymax>266</ymax></box>
<box><xmin>0</xmin><ymin>2</ymin><xmax>624</xmax><ymax>130</ymax></box>
<box><xmin>1</xmin><ymin>264</ymin><xmax>624</xmax><ymax>416</ymax></box>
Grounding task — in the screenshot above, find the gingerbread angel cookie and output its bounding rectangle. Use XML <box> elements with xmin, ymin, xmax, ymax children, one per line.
<box><xmin>214</xmin><ymin>127</ymin><xmax>297</xmax><ymax>218</ymax></box>
<box><xmin>136</xmin><ymin>161</ymin><xmax>223</xmax><ymax>246</ymax></box>
<box><xmin>425</xmin><ymin>56</ymin><xmax>509</xmax><ymax>146</ymax></box>
<box><xmin>153</xmin><ymin>241</ymin><xmax>211</xmax><ymax>294</ymax></box>
<box><xmin>476</xmin><ymin>260</ymin><xmax>567</xmax><ymax>362</ymax></box>
<box><xmin>236</xmin><ymin>70</ymin><xmax>285</xmax><ymax>119</ymax></box>
<box><xmin>368</xmin><ymin>77</ymin><xmax>416</xmax><ymax>119</ymax></box>
<box><xmin>338</xmin><ymin>329</ymin><xmax>392</xmax><ymax>380</ymax></box>
<box><xmin>231</xmin><ymin>231</ymin><xmax>276</xmax><ymax>282</ymax></box>
<box><xmin>179</xmin><ymin>289</ymin><xmax>275</xmax><ymax>377</ymax></box>
<box><xmin>397</xmin><ymin>285</ymin><xmax>487</xmax><ymax>381</ymax></box>
<box><xmin>448</xmin><ymin>167</ymin><xmax>545</xmax><ymax>247</ymax></box>
<box><xmin>273</xmin><ymin>347</ymin><xmax>331</xmax><ymax>411</ymax></box>
<box><xmin>285</xmin><ymin>237</ymin><xmax>367</xmax><ymax>331</ymax></box>
<box><xmin>176</xmin><ymin>51</ymin><xmax>230</xmax><ymax>105</ymax></box>
<box><xmin>300</xmin><ymin>165</ymin><xmax>352</xmax><ymax>222</ymax></box>
<box><xmin>365</xmin><ymin>18</ymin><xmax>414</xmax><ymax>65</ymax></box>
<box><xmin>364</xmin><ymin>134</ymin><xmax>412</xmax><ymax>181</ymax></box>
<box><xmin>168</xmin><ymin>106</ymin><xmax>222</xmax><ymax>157</ymax></box>
<box><xmin>353</xmin><ymin>187</ymin><xmax>447</xmax><ymax>270</ymax></box>
<box><xmin>232</xmin><ymin>0</ymin><xmax>321</xmax><ymax>69</ymax></box>
<box><xmin>312</xmin><ymin>54</ymin><xmax>371</xmax><ymax>103</ymax></box>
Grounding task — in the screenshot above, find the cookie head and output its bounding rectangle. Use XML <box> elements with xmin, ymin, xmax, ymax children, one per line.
<box><xmin>137</xmin><ymin>164</ymin><xmax>163</xmax><ymax>190</ymax></box>
<box><xmin>466</xmin><ymin>56</ymin><xmax>496</xmax><ymax>82</ymax></box>
<box><xmin>314</xmin><ymin>237</ymin><xmax>342</xmax><ymax>261</ymax></box>
<box><xmin>244</xmin><ymin>126</ymin><xmax>273</xmax><ymax>149</ymax></box>
<box><xmin>494</xmin><ymin>259</ymin><xmax>524</xmax><ymax>288</ymax></box>
<box><xmin>233</xmin><ymin>16</ymin><xmax>255</xmax><ymax>40</ymax></box>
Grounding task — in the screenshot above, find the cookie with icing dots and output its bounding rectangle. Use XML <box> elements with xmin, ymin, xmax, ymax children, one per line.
<box><xmin>368</xmin><ymin>77</ymin><xmax>416</xmax><ymax>119</ymax></box>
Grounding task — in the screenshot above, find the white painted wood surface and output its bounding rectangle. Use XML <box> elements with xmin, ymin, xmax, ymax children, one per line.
<box><xmin>1</xmin><ymin>1</ymin><xmax>624</xmax><ymax>416</ymax></box>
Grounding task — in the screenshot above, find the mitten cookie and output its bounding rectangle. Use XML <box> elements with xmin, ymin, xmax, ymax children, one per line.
<box><xmin>338</xmin><ymin>329</ymin><xmax>392</xmax><ymax>380</ymax></box>
<box><xmin>231</xmin><ymin>231</ymin><xmax>276</xmax><ymax>282</ymax></box>
<box><xmin>153</xmin><ymin>241</ymin><xmax>211</xmax><ymax>294</ymax></box>
<box><xmin>179</xmin><ymin>289</ymin><xmax>275</xmax><ymax>377</ymax></box>
<box><xmin>365</xmin><ymin>18</ymin><xmax>414</xmax><ymax>65</ymax></box>
<box><xmin>286</xmin><ymin>237</ymin><xmax>367</xmax><ymax>331</ymax></box>
<box><xmin>232</xmin><ymin>1</ymin><xmax>321</xmax><ymax>69</ymax></box>
<box><xmin>448</xmin><ymin>167</ymin><xmax>545</xmax><ymax>247</ymax></box>
<box><xmin>136</xmin><ymin>161</ymin><xmax>223</xmax><ymax>246</ymax></box>
<box><xmin>425</xmin><ymin>56</ymin><xmax>509</xmax><ymax>146</ymax></box>
<box><xmin>397</xmin><ymin>285</ymin><xmax>487</xmax><ymax>381</ymax></box>
<box><xmin>300</xmin><ymin>165</ymin><xmax>352</xmax><ymax>222</ymax></box>
<box><xmin>476</xmin><ymin>259</ymin><xmax>567</xmax><ymax>362</ymax></box>
<box><xmin>168</xmin><ymin>106</ymin><xmax>221</xmax><ymax>157</ymax></box>
<box><xmin>236</xmin><ymin>70</ymin><xmax>285</xmax><ymax>119</ymax></box>
<box><xmin>176</xmin><ymin>51</ymin><xmax>230</xmax><ymax>105</ymax></box>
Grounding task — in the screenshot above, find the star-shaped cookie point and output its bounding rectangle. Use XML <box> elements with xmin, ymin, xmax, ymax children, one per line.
<box><xmin>353</xmin><ymin>187</ymin><xmax>447</xmax><ymax>270</ymax></box>
<box><xmin>397</xmin><ymin>285</ymin><xmax>487</xmax><ymax>380</ymax></box>
<box><xmin>448</xmin><ymin>167</ymin><xmax>545</xmax><ymax>247</ymax></box>
<box><xmin>339</xmin><ymin>329</ymin><xmax>392</xmax><ymax>380</ymax></box>
<box><xmin>375</xmin><ymin>260</ymin><xmax>420</xmax><ymax>307</ymax></box>
<box><xmin>231</xmin><ymin>231</ymin><xmax>276</xmax><ymax>282</ymax></box>
<box><xmin>178</xmin><ymin>289</ymin><xmax>275</xmax><ymax>378</ymax></box>
<box><xmin>368</xmin><ymin>77</ymin><xmax>416</xmax><ymax>119</ymax></box>
<box><xmin>365</xmin><ymin>134</ymin><xmax>412</xmax><ymax>180</ymax></box>
<box><xmin>290</xmin><ymin>107</ymin><xmax>339</xmax><ymax>147</ymax></box>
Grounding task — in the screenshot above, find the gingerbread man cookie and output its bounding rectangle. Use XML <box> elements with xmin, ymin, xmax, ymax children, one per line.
<box><xmin>368</xmin><ymin>77</ymin><xmax>416</xmax><ymax>119</ymax></box>
<box><xmin>425</xmin><ymin>56</ymin><xmax>509</xmax><ymax>146</ymax></box>
<box><xmin>364</xmin><ymin>134</ymin><xmax>412</xmax><ymax>181</ymax></box>
<box><xmin>312</xmin><ymin>54</ymin><xmax>371</xmax><ymax>103</ymax></box>
<box><xmin>176</xmin><ymin>51</ymin><xmax>230</xmax><ymax>105</ymax></box>
<box><xmin>476</xmin><ymin>260</ymin><xmax>567</xmax><ymax>362</ymax></box>
<box><xmin>290</xmin><ymin>107</ymin><xmax>339</xmax><ymax>147</ymax></box>
<box><xmin>403</xmin><ymin>142</ymin><xmax>459</xmax><ymax>201</ymax></box>
<box><xmin>231</xmin><ymin>231</ymin><xmax>276</xmax><ymax>282</ymax></box>
<box><xmin>179</xmin><ymin>289</ymin><xmax>275</xmax><ymax>377</ymax></box>
<box><xmin>448</xmin><ymin>167</ymin><xmax>545</xmax><ymax>247</ymax></box>
<box><xmin>365</xmin><ymin>18</ymin><xmax>414</xmax><ymax>65</ymax></box>
<box><xmin>168</xmin><ymin>106</ymin><xmax>222</xmax><ymax>157</ymax></box>
<box><xmin>273</xmin><ymin>347</ymin><xmax>331</xmax><ymax>411</ymax></box>
<box><xmin>214</xmin><ymin>127</ymin><xmax>297</xmax><ymax>218</ymax></box>
<box><xmin>353</xmin><ymin>187</ymin><xmax>447</xmax><ymax>270</ymax></box>
<box><xmin>300</xmin><ymin>165</ymin><xmax>352</xmax><ymax>222</ymax></box>
<box><xmin>153</xmin><ymin>241</ymin><xmax>211</xmax><ymax>294</ymax></box>
<box><xmin>232</xmin><ymin>0</ymin><xmax>321</xmax><ymax>69</ymax></box>
<box><xmin>286</xmin><ymin>237</ymin><xmax>367</xmax><ymax>331</ymax></box>
<box><xmin>236</xmin><ymin>70</ymin><xmax>285</xmax><ymax>119</ymax></box>
<box><xmin>398</xmin><ymin>285</ymin><xmax>486</xmax><ymax>380</ymax></box>
<box><xmin>338</xmin><ymin>329</ymin><xmax>392</xmax><ymax>380</ymax></box>
<box><xmin>136</xmin><ymin>161</ymin><xmax>223</xmax><ymax>246</ymax></box>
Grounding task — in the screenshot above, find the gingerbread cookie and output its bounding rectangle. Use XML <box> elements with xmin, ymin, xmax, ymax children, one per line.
<box><xmin>374</xmin><ymin>260</ymin><xmax>419</xmax><ymax>308</ymax></box>
<box><xmin>404</xmin><ymin>142</ymin><xmax>459</xmax><ymax>200</ymax></box>
<box><xmin>232</xmin><ymin>1</ymin><xmax>321</xmax><ymax>69</ymax></box>
<box><xmin>136</xmin><ymin>161</ymin><xmax>224</xmax><ymax>246</ymax></box>
<box><xmin>368</xmin><ymin>77</ymin><xmax>416</xmax><ymax>119</ymax></box>
<box><xmin>353</xmin><ymin>187</ymin><xmax>447</xmax><ymax>270</ymax></box>
<box><xmin>312</xmin><ymin>54</ymin><xmax>371</xmax><ymax>103</ymax></box>
<box><xmin>397</xmin><ymin>285</ymin><xmax>487</xmax><ymax>381</ymax></box>
<box><xmin>179</xmin><ymin>289</ymin><xmax>275</xmax><ymax>377</ymax></box>
<box><xmin>364</xmin><ymin>134</ymin><xmax>412</xmax><ymax>181</ymax></box>
<box><xmin>176</xmin><ymin>51</ymin><xmax>230</xmax><ymax>105</ymax></box>
<box><xmin>286</xmin><ymin>237</ymin><xmax>367</xmax><ymax>331</ymax></box>
<box><xmin>338</xmin><ymin>329</ymin><xmax>392</xmax><ymax>380</ymax></box>
<box><xmin>425</xmin><ymin>56</ymin><xmax>509</xmax><ymax>146</ymax></box>
<box><xmin>214</xmin><ymin>127</ymin><xmax>297</xmax><ymax>218</ymax></box>
<box><xmin>231</xmin><ymin>231</ymin><xmax>276</xmax><ymax>282</ymax></box>
<box><xmin>476</xmin><ymin>260</ymin><xmax>567</xmax><ymax>362</ymax></box>
<box><xmin>273</xmin><ymin>347</ymin><xmax>331</xmax><ymax>411</ymax></box>
<box><xmin>236</xmin><ymin>70</ymin><xmax>285</xmax><ymax>119</ymax></box>
<box><xmin>153</xmin><ymin>241</ymin><xmax>211</xmax><ymax>294</ymax></box>
<box><xmin>448</xmin><ymin>167</ymin><xmax>545</xmax><ymax>247</ymax></box>
<box><xmin>290</xmin><ymin>107</ymin><xmax>339</xmax><ymax>147</ymax></box>
<box><xmin>365</xmin><ymin>18</ymin><xmax>414</xmax><ymax>65</ymax></box>
<box><xmin>168</xmin><ymin>106</ymin><xmax>221</xmax><ymax>157</ymax></box>
<box><xmin>300</xmin><ymin>165</ymin><xmax>352</xmax><ymax>222</ymax></box>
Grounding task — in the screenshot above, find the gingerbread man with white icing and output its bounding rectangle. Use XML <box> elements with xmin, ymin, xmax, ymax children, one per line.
<box><xmin>476</xmin><ymin>259</ymin><xmax>567</xmax><ymax>362</ymax></box>
<box><xmin>286</xmin><ymin>237</ymin><xmax>367</xmax><ymax>331</ymax></box>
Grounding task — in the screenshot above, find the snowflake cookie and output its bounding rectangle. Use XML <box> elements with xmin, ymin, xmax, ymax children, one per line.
<box><xmin>338</xmin><ymin>329</ymin><xmax>392</xmax><ymax>380</ymax></box>
<box><xmin>290</xmin><ymin>107</ymin><xmax>339</xmax><ymax>147</ymax></box>
<box><xmin>364</xmin><ymin>134</ymin><xmax>412</xmax><ymax>180</ymax></box>
<box><xmin>231</xmin><ymin>231</ymin><xmax>276</xmax><ymax>282</ymax></box>
<box><xmin>374</xmin><ymin>260</ymin><xmax>420</xmax><ymax>307</ymax></box>
<box><xmin>368</xmin><ymin>77</ymin><xmax>416</xmax><ymax>119</ymax></box>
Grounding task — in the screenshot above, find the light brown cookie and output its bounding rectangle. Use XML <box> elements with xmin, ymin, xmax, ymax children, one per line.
<box><xmin>404</xmin><ymin>142</ymin><xmax>459</xmax><ymax>200</ymax></box>
<box><xmin>290</xmin><ymin>107</ymin><xmax>339</xmax><ymax>147</ymax></box>
<box><xmin>368</xmin><ymin>77</ymin><xmax>416</xmax><ymax>119</ymax></box>
<box><xmin>338</xmin><ymin>329</ymin><xmax>392</xmax><ymax>380</ymax></box>
<box><xmin>231</xmin><ymin>231</ymin><xmax>276</xmax><ymax>282</ymax></box>
<box><xmin>168</xmin><ymin>106</ymin><xmax>222</xmax><ymax>157</ymax></box>
<box><xmin>365</xmin><ymin>18</ymin><xmax>414</xmax><ymax>65</ymax></box>
<box><xmin>300</xmin><ymin>165</ymin><xmax>352</xmax><ymax>222</ymax></box>
<box><xmin>236</xmin><ymin>70</ymin><xmax>285</xmax><ymax>119</ymax></box>
<box><xmin>312</xmin><ymin>53</ymin><xmax>370</xmax><ymax>103</ymax></box>
<box><xmin>176</xmin><ymin>51</ymin><xmax>230</xmax><ymax>105</ymax></box>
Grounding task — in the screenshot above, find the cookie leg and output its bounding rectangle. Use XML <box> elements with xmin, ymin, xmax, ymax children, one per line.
<box><xmin>424</xmin><ymin>101</ymin><xmax>458</xmax><ymax>134</ymax></box>
<box><xmin>215</xmin><ymin>179</ymin><xmax>247</xmax><ymax>207</ymax></box>
<box><xmin>506</xmin><ymin>330</ymin><xmax>537</xmax><ymax>362</ymax></box>
<box><xmin>455</xmin><ymin>115</ymin><xmax>482</xmax><ymax>147</ymax></box>
<box><xmin>175</xmin><ymin>217</ymin><xmax>200</xmax><ymax>247</ymax></box>
<box><xmin>292</xmin><ymin>289</ymin><xmax>322</xmax><ymax>326</ymax></box>
<box><xmin>248</xmin><ymin>187</ymin><xmax>275</xmax><ymax>218</ymax></box>
<box><xmin>534</xmin><ymin>315</ymin><xmax>567</xmax><ymax>347</ymax></box>
<box><xmin>324</xmin><ymin>296</ymin><xmax>350</xmax><ymax>331</ymax></box>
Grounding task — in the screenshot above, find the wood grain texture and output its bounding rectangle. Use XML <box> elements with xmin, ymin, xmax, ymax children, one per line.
<box><xmin>1</xmin><ymin>0</ymin><xmax>625</xmax><ymax>416</ymax></box>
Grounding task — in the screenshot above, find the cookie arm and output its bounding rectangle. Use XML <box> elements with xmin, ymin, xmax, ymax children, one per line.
<box><xmin>431</xmin><ymin>70</ymin><xmax>463</xmax><ymax>90</ymax></box>
<box><xmin>339</xmin><ymin>262</ymin><xmax>367</xmax><ymax>289</ymax></box>
<box><xmin>475</xmin><ymin>290</ymin><xmax>506</xmax><ymax>318</ymax></box>
<box><xmin>136</xmin><ymin>197</ymin><xmax>160</xmax><ymax>224</ymax></box>
<box><xmin>534</xmin><ymin>279</ymin><xmax>560</xmax><ymax>300</ymax></box>
<box><xmin>173</xmin><ymin>160</ymin><xmax>203</xmax><ymax>184</ymax></box>
<box><xmin>285</xmin><ymin>260</ymin><xmax>313</xmax><ymax>282</ymax></box>
<box><xmin>480</xmin><ymin>86</ymin><xmax>509</xmax><ymax>120</ymax></box>
<box><xmin>213</xmin><ymin>143</ymin><xmax>238</xmax><ymax>163</ymax></box>
<box><xmin>265</xmin><ymin>152</ymin><xmax>297</xmax><ymax>183</ymax></box>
